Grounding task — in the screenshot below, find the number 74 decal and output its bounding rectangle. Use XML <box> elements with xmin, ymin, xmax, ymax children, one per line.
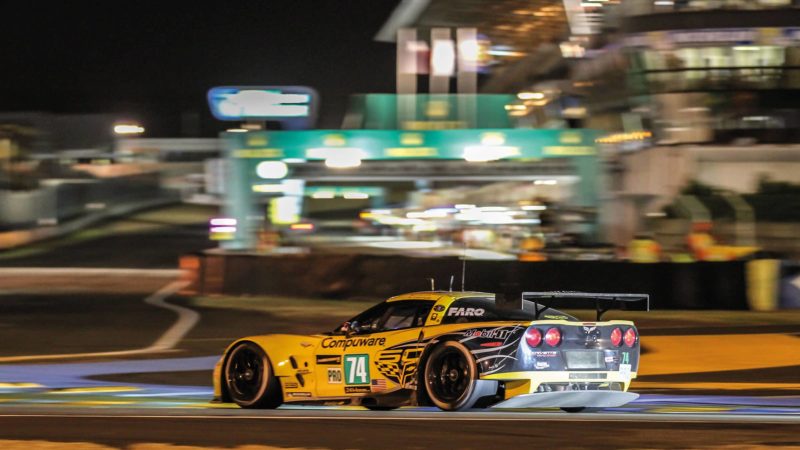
<box><xmin>344</xmin><ymin>354</ymin><xmax>370</xmax><ymax>385</ymax></box>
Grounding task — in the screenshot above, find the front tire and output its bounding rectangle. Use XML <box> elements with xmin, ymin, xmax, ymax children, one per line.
<box><xmin>224</xmin><ymin>342</ymin><xmax>282</xmax><ymax>409</ymax></box>
<box><xmin>423</xmin><ymin>341</ymin><xmax>497</xmax><ymax>411</ymax></box>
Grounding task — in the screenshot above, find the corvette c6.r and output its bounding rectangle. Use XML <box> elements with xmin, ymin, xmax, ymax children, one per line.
<box><xmin>213</xmin><ymin>290</ymin><xmax>648</xmax><ymax>412</ymax></box>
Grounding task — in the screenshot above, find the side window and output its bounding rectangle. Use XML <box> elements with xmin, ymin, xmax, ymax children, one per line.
<box><xmin>414</xmin><ymin>302</ymin><xmax>434</xmax><ymax>327</ymax></box>
<box><xmin>442</xmin><ymin>298</ymin><xmax>499</xmax><ymax>324</ymax></box>
<box><xmin>381</xmin><ymin>301</ymin><xmax>434</xmax><ymax>331</ymax></box>
<box><xmin>340</xmin><ymin>302</ymin><xmax>391</xmax><ymax>335</ymax></box>
<box><xmin>335</xmin><ymin>300</ymin><xmax>434</xmax><ymax>335</ymax></box>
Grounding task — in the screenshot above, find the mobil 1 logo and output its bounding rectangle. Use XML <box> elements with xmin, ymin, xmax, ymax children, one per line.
<box><xmin>344</xmin><ymin>354</ymin><xmax>370</xmax><ymax>385</ymax></box>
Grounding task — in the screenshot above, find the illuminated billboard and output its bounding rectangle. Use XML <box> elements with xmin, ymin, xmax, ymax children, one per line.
<box><xmin>207</xmin><ymin>86</ymin><xmax>318</xmax><ymax>129</ymax></box>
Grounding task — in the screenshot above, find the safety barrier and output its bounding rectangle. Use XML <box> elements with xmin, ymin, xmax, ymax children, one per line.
<box><xmin>0</xmin><ymin>173</ymin><xmax>162</xmax><ymax>229</ymax></box>
<box><xmin>181</xmin><ymin>252</ymin><xmax>789</xmax><ymax>310</ymax></box>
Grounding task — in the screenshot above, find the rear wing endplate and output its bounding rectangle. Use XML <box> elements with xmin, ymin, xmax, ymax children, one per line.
<box><xmin>522</xmin><ymin>291</ymin><xmax>650</xmax><ymax>321</ymax></box>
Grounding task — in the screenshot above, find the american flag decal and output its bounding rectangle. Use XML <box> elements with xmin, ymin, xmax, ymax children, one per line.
<box><xmin>371</xmin><ymin>379</ymin><xmax>387</xmax><ymax>392</ymax></box>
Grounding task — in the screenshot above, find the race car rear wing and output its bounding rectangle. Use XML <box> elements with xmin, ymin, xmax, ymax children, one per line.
<box><xmin>521</xmin><ymin>291</ymin><xmax>650</xmax><ymax>321</ymax></box>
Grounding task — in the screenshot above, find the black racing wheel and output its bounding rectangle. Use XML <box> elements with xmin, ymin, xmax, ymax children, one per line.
<box><xmin>423</xmin><ymin>341</ymin><xmax>498</xmax><ymax>411</ymax></box>
<box><xmin>224</xmin><ymin>342</ymin><xmax>282</xmax><ymax>409</ymax></box>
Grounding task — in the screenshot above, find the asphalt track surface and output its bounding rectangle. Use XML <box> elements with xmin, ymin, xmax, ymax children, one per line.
<box><xmin>0</xmin><ymin>408</ymin><xmax>799</xmax><ymax>449</ymax></box>
<box><xmin>1</xmin><ymin>205</ymin><xmax>800</xmax><ymax>448</ymax></box>
<box><xmin>0</xmin><ymin>281</ymin><xmax>797</xmax><ymax>449</ymax></box>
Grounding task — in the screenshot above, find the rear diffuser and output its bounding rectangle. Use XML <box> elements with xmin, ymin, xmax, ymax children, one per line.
<box><xmin>491</xmin><ymin>390</ymin><xmax>639</xmax><ymax>409</ymax></box>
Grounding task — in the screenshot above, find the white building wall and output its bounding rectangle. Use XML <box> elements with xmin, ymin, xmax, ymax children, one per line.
<box><xmin>690</xmin><ymin>147</ymin><xmax>800</xmax><ymax>192</ymax></box>
<box><xmin>603</xmin><ymin>144</ymin><xmax>800</xmax><ymax>246</ymax></box>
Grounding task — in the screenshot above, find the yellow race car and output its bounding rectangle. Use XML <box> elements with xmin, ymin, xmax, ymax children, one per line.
<box><xmin>213</xmin><ymin>290</ymin><xmax>648</xmax><ymax>412</ymax></box>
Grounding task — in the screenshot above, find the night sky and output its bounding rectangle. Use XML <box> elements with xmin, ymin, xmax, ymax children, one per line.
<box><xmin>0</xmin><ymin>1</ymin><xmax>400</xmax><ymax>136</ymax></box>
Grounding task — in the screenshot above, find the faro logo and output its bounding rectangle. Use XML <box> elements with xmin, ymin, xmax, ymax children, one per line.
<box><xmin>447</xmin><ymin>307</ymin><xmax>485</xmax><ymax>317</ymax></box>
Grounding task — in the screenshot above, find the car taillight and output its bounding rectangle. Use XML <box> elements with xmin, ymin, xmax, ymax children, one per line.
<box><xmin>624</xmin><ymin>328</ymin><xmax>637</xmax><ymax>347</ymax></box>
<box><xmin>544</xmin><ymin>328</ymin><xmax>561</xmax><ymax>347</ymax></box>
<box><xmin>525</xmin><ymin>328</ymin><xmax>542</xmax><ymax>348</ymax></box>
<box><xmin>610</xmin><ymin>327</ymin><xmax>623</xmax><ymax>347</ymax></box>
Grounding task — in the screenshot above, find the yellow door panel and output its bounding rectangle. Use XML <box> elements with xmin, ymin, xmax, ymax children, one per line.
<box><xmin>313</xmin><ymin>327</ymin><xmax>425</xmax><ymax>398</ymax></box>
<box><xmin>370</xmin><ymin>328</ymin><xmax>426</xmax><ymax>392</ymax></box>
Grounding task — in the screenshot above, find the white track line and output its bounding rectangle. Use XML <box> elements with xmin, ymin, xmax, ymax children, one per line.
<box><xmin>0</xmin><ymin>412</ymin><xmax>797</xmax><ymax>424</ymax></box>
<box><xmin>0</xmin><ymin>268</ymin><xmax>181</xmax><ymax>278</ymax></box>
<box><xmin>0</xmin><ymin>280</ymin><xmax>194</xmax><ymax>363</ymax></box>
<box><xmin>145</xmin><ymin>281</ymin><xmax>199</xmax><ymax>351</ymax></box>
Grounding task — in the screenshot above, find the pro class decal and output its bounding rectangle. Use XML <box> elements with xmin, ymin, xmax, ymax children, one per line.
<box><xmin>327</xmin><ymin>367</ymin><xmax>342</xmax><ymax>384</ymax></box>
<box><xmin>344</xmin><ymin>354</ymin><xmax>370</xmax><ymax>385</ymax></box>
<box><xmin>316</xmin><ymin>355</ymin><xmax>342</xmax><ymax>365</ymax></box>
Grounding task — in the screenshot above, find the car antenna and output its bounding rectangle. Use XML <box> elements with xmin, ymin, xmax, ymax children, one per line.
<box><xmin>461</xmin><ymin>241</ymin><xmax>467</xmax><ymax>291</ymax></box>
<box><xmin>449</xmin><ymin>275</ymin><xmax>454</xmax><ymax>292</ymax></box>
<box><xmin>427</xmin><ymin>277</ymin><xmax>435</xmax><ymax>291</ymax></box>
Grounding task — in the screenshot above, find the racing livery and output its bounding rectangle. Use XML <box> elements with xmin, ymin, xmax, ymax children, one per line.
<box><xmin>213</xmin><ymin>290</ymin><xmax>648</xmax><ymax>411</ymax></box>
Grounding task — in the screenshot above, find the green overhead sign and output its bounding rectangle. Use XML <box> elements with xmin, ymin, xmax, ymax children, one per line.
<box><xmin>224</xmin><ymin>128</ymin><xmax>599</xmax><ymax>162</ymax></box>
<box><xmin>346</xmin><ymin>94</ymin><xmax>516</xmax><ymax>130</ymax></box>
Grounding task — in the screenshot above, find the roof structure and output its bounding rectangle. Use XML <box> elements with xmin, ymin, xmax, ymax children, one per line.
<box><xmin>376</xmin><ymin>0</ymin><xmax>569</xmax><ymax>57</ymax></box>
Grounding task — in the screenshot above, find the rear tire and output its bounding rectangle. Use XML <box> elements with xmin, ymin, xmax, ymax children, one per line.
<box><xmin>423</xmin><ymin>341</ymin><xmax>497</xmax><ymax>411</ymax></box>
<box><xmin>224</xmin><ymin>342</ymin><xmax>282</xmax><ymax>409</ymax></box>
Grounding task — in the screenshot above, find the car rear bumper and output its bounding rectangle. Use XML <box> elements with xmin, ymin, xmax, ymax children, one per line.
<box><xmin>491</xmin><ymin>390</ymin><xmax>639</xmax><ymax>409</ymax></box>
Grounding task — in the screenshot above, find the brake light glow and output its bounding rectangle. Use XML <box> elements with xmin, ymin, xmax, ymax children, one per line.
<box><xmin>544</xmin><ymin>328</ymin><xmax>561</xmax><ymax>347</ymax></box>
<box><xmin>624</xmin><ymin>328</ymin><xmax>637</xmax><ymax>347</ymax></box>
<box><xmin>610</xmin><ymin>327</ymin><xmax>623</xmax><ymax>347</ymax></box>
<box><xmin>525</xmin><ymin>328</ymin><xmax>542</xmax><ymax>348</ymax></box>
